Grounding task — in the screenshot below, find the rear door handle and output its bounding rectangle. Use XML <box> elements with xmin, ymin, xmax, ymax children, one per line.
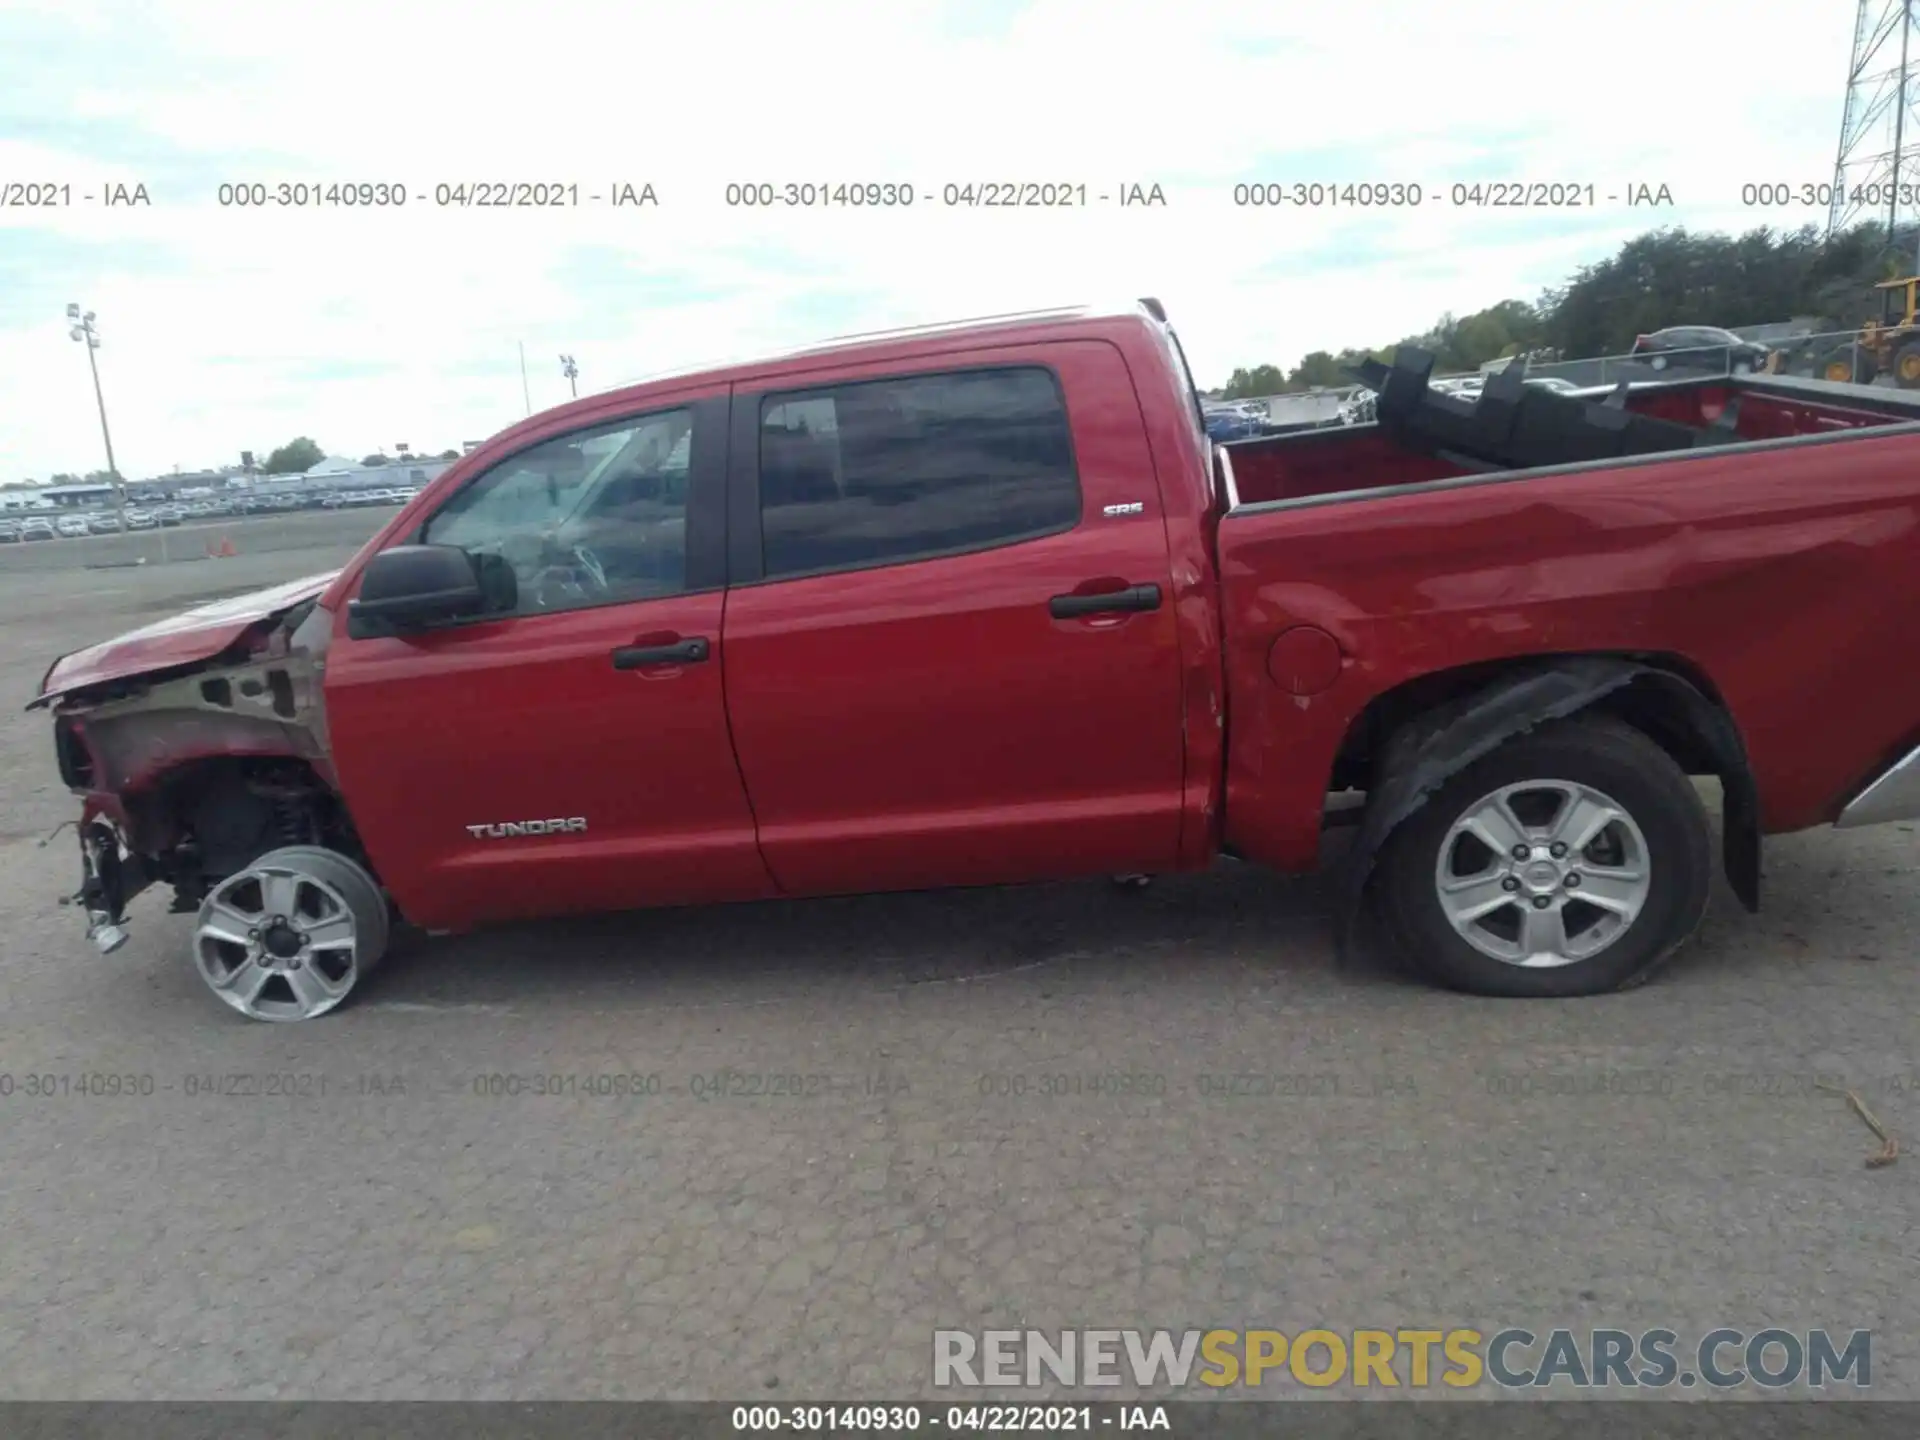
<box><xmin>1048</xmin><ymin>584</ymin><xmax>1162</xmax><ymax>620</ymax></box>
<box><xmin>611</xmin><ymin>636</ymin><xmax>710</xmax><ymax>669</ymax></box>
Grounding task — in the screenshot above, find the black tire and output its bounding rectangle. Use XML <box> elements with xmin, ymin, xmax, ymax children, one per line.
<box><xmin>1820</xmin><ymin>349</ymin><xmax>1857</xmax><ymax>383</ymax></box>
<box><xmin>1893</xmin><ymin>339</ymin><xmax>1920</xmax><ymax>389</ymax></box>
<box><xmin>1373</xmin><ymin>717</ymin><xmax>1711</xmax><ymax>998</ymax></box>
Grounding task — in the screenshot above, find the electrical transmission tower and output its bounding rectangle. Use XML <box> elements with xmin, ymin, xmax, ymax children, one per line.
<box><xmin>1831</xmin><ymin>0</ymin><xmax>1920</xmax><ymax>241</ymax></box>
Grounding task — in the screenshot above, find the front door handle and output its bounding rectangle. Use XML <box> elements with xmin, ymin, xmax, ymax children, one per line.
<box><xmin>611</xmin><ymin>636</ymin><xmax>710</xmax><ymax>669</ymax></box>
<box><xmin>1048</xmin><ymin>584</ymin><xmax>1162</xmax><ymax>620</ymax></box>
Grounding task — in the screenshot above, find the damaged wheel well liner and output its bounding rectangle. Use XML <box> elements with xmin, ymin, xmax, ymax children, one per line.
<box><xmin>1331</xmin><ymin>654</ymin><xmax>1759</xmax><ymax>955</ymax></box>
<box><xmin>82</xmin><ymin>754</ymin><xmax>380</xmax><ymax>922</ymax></box>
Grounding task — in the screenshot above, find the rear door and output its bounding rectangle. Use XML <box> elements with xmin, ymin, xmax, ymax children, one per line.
<box><xmin>323</xmin><ymin>388</ymin><xmax>775</xmax><ymax>930</ymax></box>
<box><xmin>719</xmin><ymin>342</ymin><xmax>1186</xmax><ymax>896</ymax></box>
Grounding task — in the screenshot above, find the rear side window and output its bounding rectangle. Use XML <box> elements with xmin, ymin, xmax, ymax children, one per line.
<box><xmin>756</xmin><ymin>366</ymin><xmax>1081</xmax><ymax>579</ymax></box>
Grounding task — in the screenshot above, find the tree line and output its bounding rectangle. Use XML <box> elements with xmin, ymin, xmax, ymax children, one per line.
<box><xmin>257</xmin><ymin>438</ymin><xmax>462</xmax><ymax>473</ymax></box>
<box><xmin>1219</xmin><ymin>221</ymin><xmax>1920</xmax><ymax>397</ymax></box>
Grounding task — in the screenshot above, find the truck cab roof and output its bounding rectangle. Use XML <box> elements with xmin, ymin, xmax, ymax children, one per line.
<box><xmin>562</xmin><ymin>301</ymin><xmax>1171</xmax><ymax>403</ymax></box>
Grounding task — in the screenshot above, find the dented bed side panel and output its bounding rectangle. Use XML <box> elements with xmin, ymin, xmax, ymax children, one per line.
<box><xmin>1215</xmin><ymin>423</ymin><xmax>1920</xmax><ymax>875</ymax></box>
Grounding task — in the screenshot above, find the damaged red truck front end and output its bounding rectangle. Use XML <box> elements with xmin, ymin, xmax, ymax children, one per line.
<box><xmin>29</xmin><ymin>572</ymin><xmax>346</xmax><ymax>954</ymax></box>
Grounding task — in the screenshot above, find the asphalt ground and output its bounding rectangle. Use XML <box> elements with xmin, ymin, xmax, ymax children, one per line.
<box><xmin>0</xmin><ymin>536</ymin><xmax>1915</xmax><ymax>1402</ymax></box>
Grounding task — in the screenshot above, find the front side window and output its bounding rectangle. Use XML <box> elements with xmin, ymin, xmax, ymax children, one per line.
<box><xmin>756</xmin><ymin>366</ymin><xmax>1081</xmax><ymax>579</ymax></box>
<box><xmin>420</xmin><ymin>409</ymin><xmax>692</xmax><ymax>615</ymax></box>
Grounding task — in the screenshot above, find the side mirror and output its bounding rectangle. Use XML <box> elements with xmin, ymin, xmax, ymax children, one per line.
<box><xmin>347</xmin><ymin>544</ymin><xmax>485</xmax><ymax>635</ymax></box>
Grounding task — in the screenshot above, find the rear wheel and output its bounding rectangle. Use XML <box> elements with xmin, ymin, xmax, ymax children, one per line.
<box><xmin>1893</xmin><ymin>340</ymin><xmax>1920</xmax><ymax>389</ymax></box>
<box><xmin>1374</xmin><ymin>718</ymin><xmax>1711</xmax><ymax>997</ymax></box>
<box><xmin>192</xmin><ymin>846</ymin><xmax>390</xmax><ymax>1021</ymax></box>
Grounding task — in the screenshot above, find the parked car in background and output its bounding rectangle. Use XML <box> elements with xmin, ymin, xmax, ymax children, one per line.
<box><xmin>88</xmin><ymin>513</ymin><xmax>122</xmax><ymax>534</ymax></box>
<box><xmin>1337</xmin><ymin>392</ymin><xmax>1378</xmax><ymax>425</ymax></box>
<box><xmin>55</xmin><ymin>515</ymin><xmax>90</xmax><ymax>538</ymax></box>
<box><xmin>1630</xmin><ymin>327</ymin><xmax>1775</xmax><ymax>375</ymax></box>
<box><xmin>19</xmin><ymin>517</ymin><xmax>56</xmax><ymax>541</ymax></box>
<box><xmin>0</xmin><ymin>519</ymin><xmax>19</xmax><ymax>543</ymax></box>
<box><xmin>125</xmin><ymin>509</ymin><xmax>156</xmax><ymax>530</ymax></box>
<box><xmin>1202</xmin><ymin>404</ymin><xmax>1268</xmax><ymax>442</ymax></box>
<box><xmin>154</xmin><ymin>505</ymin><xmax>185</xmax><ymax>526</ymax></box>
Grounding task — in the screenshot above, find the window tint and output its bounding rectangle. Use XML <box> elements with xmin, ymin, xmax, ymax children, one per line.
<box><xmin>419</xmin><ymin>409</ymin><xmax>692</xmax><ymax>615</ymax></box>
<box><xmin>756</xmin><ymin>367</ymin><xmax>1081</xmax><ymax>578</ymax></box>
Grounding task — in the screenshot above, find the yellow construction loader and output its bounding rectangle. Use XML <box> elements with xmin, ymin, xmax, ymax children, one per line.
<box><xmin>1822</xmin><ymin>276</ymin><xmax>1920</xmax><ymax>386</ymax></box>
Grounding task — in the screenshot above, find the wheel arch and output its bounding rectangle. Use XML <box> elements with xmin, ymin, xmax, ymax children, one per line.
<box><xmin>1331</xmin><ymin>653</ymin><xmax>1758</xmax><ymax>955</ymax></box>
<box><xmin>119</xmin><ymin>752</ymin><xmax>381</xmax><ymax>907</ymax></box>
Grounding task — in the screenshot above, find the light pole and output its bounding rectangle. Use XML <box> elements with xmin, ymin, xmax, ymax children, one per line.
<box><xmin>66</xmin><ymin>303</ymin><xmax>128</xmax><ymax>529</ymax></box>
<box><xmin>560</xmin><ymin>353</ymin><xmax>578</xmax><ymax>398</ymax></box>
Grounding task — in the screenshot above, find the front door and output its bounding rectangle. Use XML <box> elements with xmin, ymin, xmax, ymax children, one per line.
<box><xmin>322</xmin><ymin>390</ymin><xmax>774</xmax><ymax>930</ymax></box>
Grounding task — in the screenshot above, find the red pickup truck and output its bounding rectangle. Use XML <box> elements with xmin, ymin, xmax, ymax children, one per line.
<box><xmin>30</xmin><ymin>301</ymin><xmax>1920</xmax><ymax>1021</ymax></box>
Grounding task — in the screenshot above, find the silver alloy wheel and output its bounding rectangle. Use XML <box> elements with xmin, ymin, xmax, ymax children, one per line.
<box><xmin>193</xmin><ymin>848</ymin><xmax>387</xmax><ymax>1021</ymax></box>
<box><xmin>1432</xmin><ymin>779</ymin><xmax>1651</xmax><ymax>969</ymax></box>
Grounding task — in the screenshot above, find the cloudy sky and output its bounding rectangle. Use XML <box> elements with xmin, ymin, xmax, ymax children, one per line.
<box><xmin>0</xmin><ymin>0</ymin><xmax>1855</xmax><ymax>481</ymax></box>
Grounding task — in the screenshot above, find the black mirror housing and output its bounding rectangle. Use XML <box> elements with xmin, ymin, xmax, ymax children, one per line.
<box><xmin>347</xmin><ymin>545</ymin><xmax>485</xmax><ymax>636</ymax></box>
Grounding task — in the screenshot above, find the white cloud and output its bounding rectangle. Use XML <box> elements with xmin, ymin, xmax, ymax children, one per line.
<box><xmin>0</xmin><ymin>0</ymin><xmax>1859</xmax><ymax>478</ymax></box>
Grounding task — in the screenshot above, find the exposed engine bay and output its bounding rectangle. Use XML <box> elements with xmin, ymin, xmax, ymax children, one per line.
<box><xmin>35</xmin><ymin>588</ymin><xmax>368</xmax><ymax>955</ymax></box>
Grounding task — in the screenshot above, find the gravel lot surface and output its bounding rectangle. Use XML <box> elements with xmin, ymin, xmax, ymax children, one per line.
<box><xmin>0</xmin><ymin>533</ymin><xmax>1913</xmax><ymax>1401</ymax></box>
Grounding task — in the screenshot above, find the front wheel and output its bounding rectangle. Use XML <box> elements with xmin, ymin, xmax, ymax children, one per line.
<box><xmin>192</xmin><ymin>846</ymin><xmax>391</xmax><ymax>1021</ymax></box>
<box><xmin>1373</xmin><ymin>717</ymin><xmax>1711</xmax><ymax>997</ymax></box>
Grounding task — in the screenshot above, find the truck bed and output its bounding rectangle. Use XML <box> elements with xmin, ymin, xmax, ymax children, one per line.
<box><xmin>1220</xmin><ymin>356</ymin><xmax>1918</xmax><ymax>512</ymax></box>
<box><xmin>1211</xmin><ymin>356</ymin><xmax>1920</xmax><ymax>876</ymax></box>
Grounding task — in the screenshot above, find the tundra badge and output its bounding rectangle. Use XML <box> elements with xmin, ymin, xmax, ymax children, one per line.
<box><xmin>466</xmin><ymin>818</ymin><xmax>588</xmax><ymax>838</ymax></box>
